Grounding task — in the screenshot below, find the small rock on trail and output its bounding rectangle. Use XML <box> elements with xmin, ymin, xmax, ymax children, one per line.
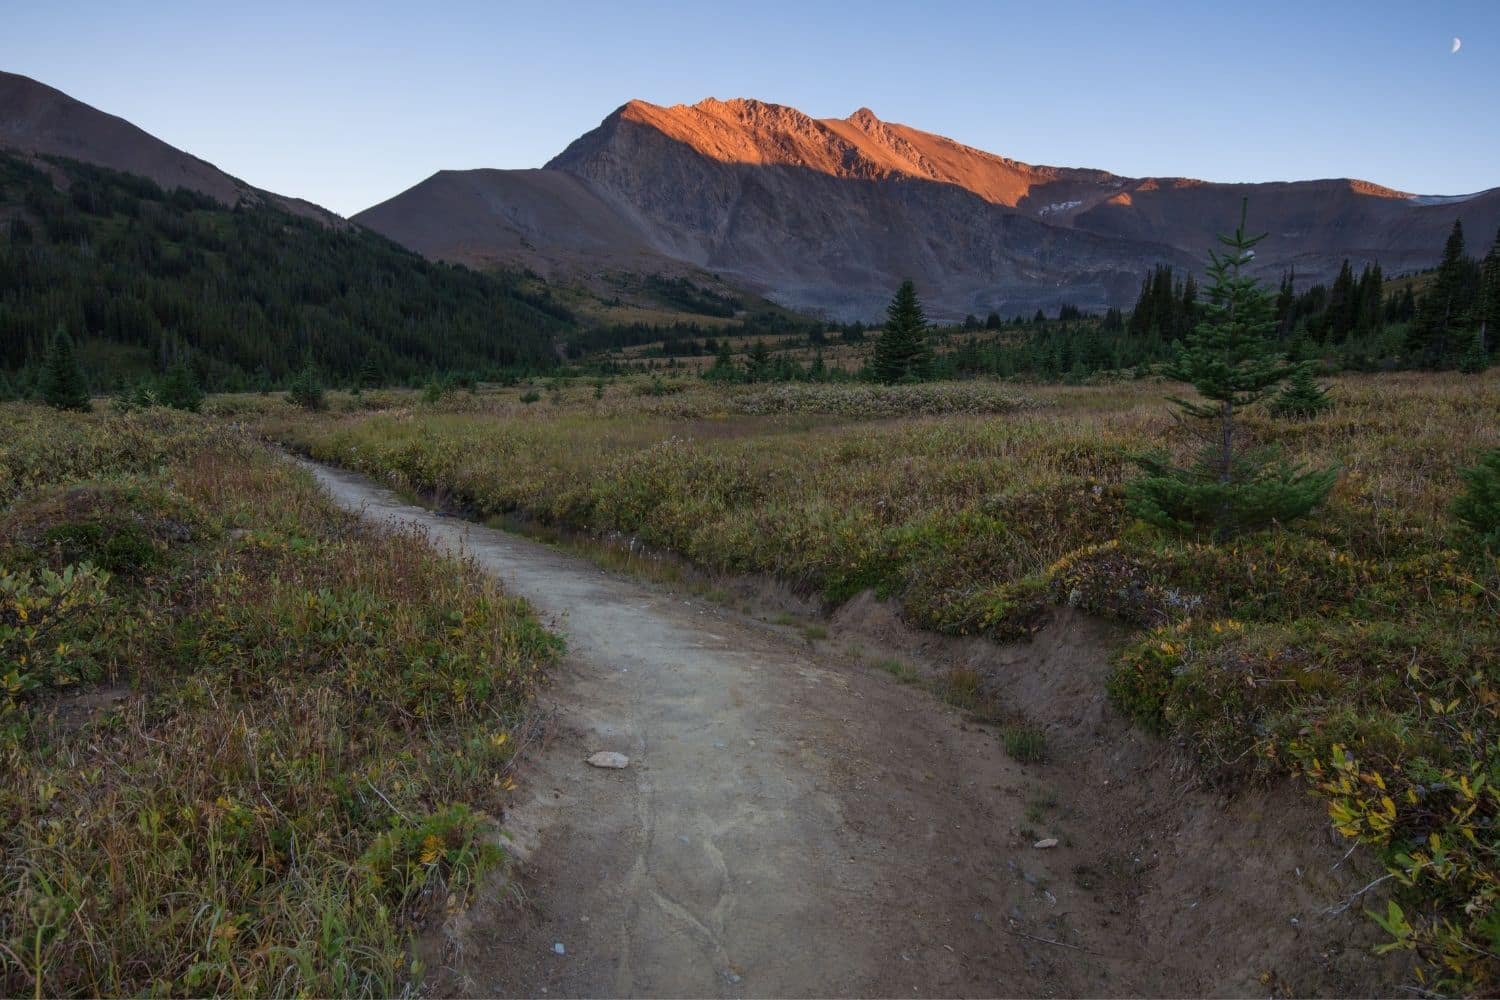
<box><xmin>586</xmin><ymin>751</ymin><xmax>629</xmax><ymax>769</ymax></box>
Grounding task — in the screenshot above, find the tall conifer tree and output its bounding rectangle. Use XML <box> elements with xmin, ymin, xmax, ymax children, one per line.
<box><xmin>872</xmin><ymin>280</ymin><xmax>932</xmax><ymax>383</ymax></box>
<box><xmin>39</xmin><ymin>326</ymin><xmax>90</xmax><ymax>411</ymax></box>
<box><xmin>1408</xmin><ymin>220</ymin><xmax>1474</xmax><ymax>364</ymax></box>
<box><xmin>1478</xmin><ymin>227</ymin><xmax>1500</xmax><ymax>357</ymax></box>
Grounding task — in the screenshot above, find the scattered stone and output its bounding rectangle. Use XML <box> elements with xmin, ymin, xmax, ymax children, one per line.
<box><xmin>587</xmin><ymin>751</ymin><xmax>629</xmax><ymax>769</ymax></box>
<box><xmin>1033</xmin><ymin>837</ymin><xmax>1058</xmax><ymax>849</ymax></box>
<box><xmin>552</xmin><ymin>942</ymin><xmax>565</xmax><ymax>955</ymax></box>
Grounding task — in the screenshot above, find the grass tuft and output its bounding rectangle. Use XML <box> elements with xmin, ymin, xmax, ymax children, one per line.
<box><xmin>1003</xmin><ymin>725</ymin><xmax>1049</xmax><ymax>764</ymax></box>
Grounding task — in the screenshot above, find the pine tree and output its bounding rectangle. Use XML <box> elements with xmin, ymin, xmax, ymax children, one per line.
<box><xmin>872</xmin><ymin>280</ymin><xmax>932</xmax><ymax>384</ymax></box>
<box><xmin>288</xmin><ymin>365</ymin><xmax>325</xmax><ymax>410</ymax></box>
<box><xmin>1356</xmin><ymin>264</ymin><xmax>1384</xmax><ymax>338</ymax></box>
<box><xmin>39</xmin><ymin>326</ymin><xmax>90</xmax><ymax>411</ymax></box>
<box><xmin>1409</xmin><ymin>219</ymin><xmax>1475</xmax><ymax>365</ymax></box>
<box><xmin>1478</xmin><ymin>228</ymin><xmax>1500</xmax><ymax>357</ymax></box>
<box><xmin>1275</xmin><ymin>269</ymin><xmax>1296</xmax><ymax>338</ymax></box>
<box><xmin>809</xmin><ymin>352</ymin><xmax>827</xmax><ymax>382</ymax></box>
<box><xmin>1453</xmin><ymin>448</ymin><xmax>1500</xmax><ymax>554</ymax></box>
<box><xmin>747</xmin><ymin>340</ymin><xmax>772</xmax><ymax>381</ymax></box>
<box><xmin>156</xmin><ymin>361</ymin><xmax>203</xmax><ymax>412</ymax></box>
<box><xmin>1268</xmin><ymin>363</ymin><xmax>1334</xmax><ymax>418</ymax></box>
<box><xmin>1127</xmin><ymin>202</ymin><xmax>1337</xmax><ymax>541</ymax></box>
<box><xmin>1326</xmin><ymin>260</ymin><xmax>1357</xmax><ymax>341</ymax></box>
<box><xmin>704</xmin><ymin>341</ymin><xmax>739</xmax><ymax>382</ymax></box>
<box><xmin>1458</xmin><ymin>329</ymin><xmax>1490</xmax><ymax>374</ymax></box>
<box><xmin>356</xmin><ymin>354</ymin><xmax>381</xmax><ymax>392</ymax></box>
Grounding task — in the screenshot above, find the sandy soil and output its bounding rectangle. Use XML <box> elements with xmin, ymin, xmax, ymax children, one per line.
<box><xmin>307</xmin><ymin>460</ymin><xmax>1401</xmax><ymax>998</ymax></box>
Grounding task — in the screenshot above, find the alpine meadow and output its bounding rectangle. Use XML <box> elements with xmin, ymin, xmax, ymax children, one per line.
<box><xmin>2</xmin><ymin>6</ymin><xmax>1499</xmax><ymax>998</ymax></box>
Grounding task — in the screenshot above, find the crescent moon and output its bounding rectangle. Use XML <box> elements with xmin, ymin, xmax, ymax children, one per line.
<box><xmin>1452</xmin><ymin>36</ymin><xmax>1462</xmax><ymax>54</ymax></box>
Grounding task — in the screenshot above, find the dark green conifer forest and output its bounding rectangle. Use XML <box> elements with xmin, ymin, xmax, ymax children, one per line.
<box><xmin>0</xmin><ymin>153</ymin><xmax>572</xmax><ymax>393</ymax></box>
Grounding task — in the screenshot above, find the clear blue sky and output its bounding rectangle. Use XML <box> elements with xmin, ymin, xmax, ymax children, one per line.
<box><xmin>3</xmin><ymin>0</ymin><xmax>1496</xmax><ymax>216</ymax></box>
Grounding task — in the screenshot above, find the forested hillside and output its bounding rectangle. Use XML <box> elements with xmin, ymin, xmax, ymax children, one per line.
<box><xmin>0</xmin><ymin>153</ymin><xmax>573</xmax><ymax>391</ymax></box>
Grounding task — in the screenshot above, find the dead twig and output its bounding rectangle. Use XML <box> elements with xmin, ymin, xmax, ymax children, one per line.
<box><xmin>1325</xmin><ymin>872</ymin><xmax>1396</xmax><ymax>915</ymax></box>
<box><xmin>1001</xmin><ymin>923</ymin><xmax>1102</xmax><ymax>956</ymax></box>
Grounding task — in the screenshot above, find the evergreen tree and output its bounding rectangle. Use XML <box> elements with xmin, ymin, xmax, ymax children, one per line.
<box><xmin>746</xmin><ymin>340</ymin><xmax>772</xmax><ymax>382</ymax></box>
<box><xmin>1408</xmin><ymin>219</ymin><xmax>1476</xmax><ymax>365</ymax></box>
<box><xmin>1275</xmin><ymin>270</ymin><xmax>1296</xmax><ymax>338</ymax></box>
<box><xmin>156</xmin><ymin>361</ymin><xmax>204</xmax><ymax>412</ymax></box>
<box><xmin>1127</xmin><ymin>203</ymin><xmax>1337</xmax><ymax>541</ymax></box>
<box><xmin>1458</xmin><ymin>329</ymin><xmax>1490</xmax><ymax>374</ymax></box>
<box><xmin>356</xmin><ymin>354</ymin><xmax>381</xmax><ymax>392</ymax></box>
<box><xmin>704</xmin><ymin>341</ymin><xmax>739</xmax><ymax>382</ymax></box>
<box><xmin>1268</xmin><ymin>364</ymin><xmax>1334</xmax><ymax>418</ymax></box>
<box><xmin>1453</xmin><ymin>448</ymin><xmax>1500</xmax><ymax>554</ymax></box>
<box><xmin>1478</xmin><ymin>228</ymin><xmax>1500</xmax><ymax>357</ymax></box>
<box><xmin>287</xmin><ymin>365</ymin><xmax>325</xmax><ymax>410</ymax></box>
<box><xmin>1326</xmin><ymin>260</ymin><xmax>1357</xmax><ymax>341</ymax></box>
<box><xmin>1356</xmin><ymin>264</ymin><xmax>1384</xmax><ymax>338</ymax></box>
<box><xmin>871</xmin><ymin>280</ymin><xmax>933</xmax><ymax>384</ymax></box>
<box><xmin>39</xmin><ymin>326</ymin><xmax>90</xmax><ymax>411</ymax></box>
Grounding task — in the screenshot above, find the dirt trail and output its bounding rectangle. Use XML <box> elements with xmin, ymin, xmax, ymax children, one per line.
<box><xmin>307</xmin><ymin>461</ymin><xmax>1394</xmax><ymax>998</ymax></box>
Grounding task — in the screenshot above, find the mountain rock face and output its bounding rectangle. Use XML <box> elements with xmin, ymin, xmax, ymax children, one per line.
<box><xmin>361</xmin><ymin>97</ymin><xmax>1500</xmax><ymax>319</ymax></box>
<box><xmin>0</xmin><ymin>70</ymin><xmax>342</xmax><ymax>226</ymax></box>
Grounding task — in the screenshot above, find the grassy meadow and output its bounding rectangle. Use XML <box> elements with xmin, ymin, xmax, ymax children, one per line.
<box><xmin>0</xmin><ymin>405</ymin><xmax>558</xmax><ymax>995</ymax></box>
<box><xmin>267</xmin><ymin>372</ymin><xmax>1500</xmax><ymax>992</ymax></box>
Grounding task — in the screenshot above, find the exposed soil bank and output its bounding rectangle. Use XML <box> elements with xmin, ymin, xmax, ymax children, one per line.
<box><xmin>305</xmin><ymin>459</ymin><xmax>1398</xmax><ymax>998</ymax></box>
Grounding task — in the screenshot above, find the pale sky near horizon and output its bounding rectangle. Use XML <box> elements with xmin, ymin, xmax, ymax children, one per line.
<box><xmin>3</xmin><ymin>0</ymin><xmax>1497</xmax><ymax>217</ymax></box>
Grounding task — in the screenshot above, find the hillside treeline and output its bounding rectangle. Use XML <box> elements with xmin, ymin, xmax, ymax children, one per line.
<box><xmin>0</xmin><ymin>153</ymin><xmax>570</xmax><ymax>393</ymax></box>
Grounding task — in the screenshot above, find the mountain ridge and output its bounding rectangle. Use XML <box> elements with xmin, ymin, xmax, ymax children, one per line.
<box><xmin>362</xmin><ymin>96</ymin><xmax>1500</xmax><ymax>319</ymax></box>
<box><xmin>0</xmin><ymin>69</ymin><xmax>344</xmax><ymax>227</ymax></box>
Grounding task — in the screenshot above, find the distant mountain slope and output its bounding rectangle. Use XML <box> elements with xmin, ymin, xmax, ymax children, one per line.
<box><xmin>359</xmin><ymin>97</ymin><xmax>1500</xmax><ymax>319</ymax></box>
<box><xmin>0</xmin><ymin>152</ymin><xmax>571</xmax><ymax>387</ymax></box>
<box><xmin>0</xmin><ymin>70</ymin><xmax>341</xmax><ymax>226</ymax></box>
<box><xmin>355</xmin><ymin>167</ymin><xmax>678</xmax><ymax>278</ymax></box>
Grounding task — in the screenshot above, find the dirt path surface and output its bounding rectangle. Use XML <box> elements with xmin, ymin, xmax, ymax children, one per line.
<box><xmin>307</xmin><ymin>461</ymin><xmax>1395</xmax><ymax>999</ymax></box>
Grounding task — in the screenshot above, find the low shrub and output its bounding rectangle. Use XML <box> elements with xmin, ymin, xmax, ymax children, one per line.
<box><xmin>0</xmin><ymin>406</ymin><xmax>557</xmax><ymax>995</ymax></box>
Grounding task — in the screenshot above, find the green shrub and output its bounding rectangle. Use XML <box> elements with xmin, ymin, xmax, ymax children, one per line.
<box><xmin>0</xmin><ymin>563</ymin><xmax>113</xmax><ymax>712</ymax></box>
<box><xmin>1107</xmin><ymin>634</ymin><xmax>1180</xmax><ymax>733</ymax></box>
<box><xmin>288</xmin><ymin>366</ymin><xmax>325</xmax><ymax>410</ymax></box>
<box><xmin>358</xmin><ymin>803</ymin><xmax>501</xmax><ymax>911</ymax></box>
<box><xmin>1453</xmin><ymin>448</ymin><xmax>1500</xmax><ymax>553</ymax></box>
